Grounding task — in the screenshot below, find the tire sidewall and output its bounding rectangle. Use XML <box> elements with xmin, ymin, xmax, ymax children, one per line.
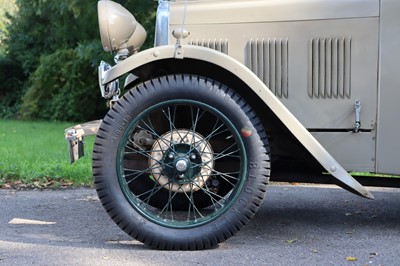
<box><xmin>93</xmin><ymin>75</ymin><xmax>268</xmax><ymax>248</ymax></box>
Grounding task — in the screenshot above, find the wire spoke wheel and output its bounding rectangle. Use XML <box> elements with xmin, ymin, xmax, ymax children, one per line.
<box><xmin>118</xmin><ymin>100</ymin><xmax>245</xmax><ymax>227</ymax></box>
<box><xmin>93</xmin><ymin>75</ymin><xmax>270</xmax><ymax>250</ymax></box>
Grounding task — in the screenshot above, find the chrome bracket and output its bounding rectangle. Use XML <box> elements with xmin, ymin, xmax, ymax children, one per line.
<box><xmin>98</xmin><ymin>61</ymin><xmax>120</xmax><ymax>100</ymax></box>
<box><xmin>65</xmin><ymin>120</ymin><xmax>102</xmax><ymax>163</ymax></box>
<box><xmin>174</xmin><ymin>44</ymin><xmax>184</xmax><ymax>59</ymax></box>
<box><xmin>114</xmin><ymin>48</ymin><xmax>130</xmax><ymax>64</ymax></box>
<box><xmin>172</xmin><ymin>28</ymin><xmax>189</xmax><ymax>59</ymax></box>
<box><xmin>108</xmin><ymin>90</ymin><xmax>121</xmax><ymax>108</ymax></box>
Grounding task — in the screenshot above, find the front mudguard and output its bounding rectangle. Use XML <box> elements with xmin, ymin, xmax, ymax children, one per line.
<box><xmin>99</xmin><ymin>45</ymin><xmax>373</xmax><ymax>199</ymax></box>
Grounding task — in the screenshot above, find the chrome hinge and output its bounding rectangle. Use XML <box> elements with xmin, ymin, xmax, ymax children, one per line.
<box><xmin>353</xmin><ymin>100</ymin><xmax>361</xmax><ymax>133</ymax></box>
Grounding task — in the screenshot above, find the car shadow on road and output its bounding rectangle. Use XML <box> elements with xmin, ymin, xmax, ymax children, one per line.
<box><xmin>229</xmin><ymin>185</ymin><xmax>400</xmax><ymax>247</ymax></box>
<box><xmin>2</xmin><ymin>186</ymin><xmax>400</xmax><ymax>251</ymax></box>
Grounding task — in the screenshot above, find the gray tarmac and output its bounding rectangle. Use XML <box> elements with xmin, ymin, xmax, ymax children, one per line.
<box><xmin>1</xmin><ymin>184</ymin><xmax>400</xmax><ymax>266</ymax></box>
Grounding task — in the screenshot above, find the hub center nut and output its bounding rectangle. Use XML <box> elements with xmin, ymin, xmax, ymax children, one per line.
<box><xmin>175</xmin><ymin>159</ymin><xmax>188</xmax><ymax>172</ymax></box>
<box><xmin>149</xmin><ymin>129</ymin><xmax>214</xmax><ymax>193</ymax></box>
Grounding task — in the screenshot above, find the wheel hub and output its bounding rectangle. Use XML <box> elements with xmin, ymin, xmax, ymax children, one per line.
<box><xmin>175</xmin><ymin>159</ymin><xmax>189</xmax><ymax>172</ymax></box>
<box><xmin>149</xmin><ymin>129</ymin><xmax>214</xmax><ymax>193</ymax></box>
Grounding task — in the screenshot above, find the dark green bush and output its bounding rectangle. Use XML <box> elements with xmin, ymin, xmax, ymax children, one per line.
<box><xmin>1</xmin><ymin>0</ymin><xmax>156</xmax><ymax>122</ymax></box>
<box><xmin>0</xmin><ymin>55</ymin><xmax>24</xmax><ymax>118</ymax></box>
<box><xmin>20</xmin><ymin>42</ymin><xmax>107</xmax><ymax>121</ymax></box>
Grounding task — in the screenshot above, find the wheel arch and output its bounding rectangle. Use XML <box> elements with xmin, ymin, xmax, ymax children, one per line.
<box><xmin>102</xmin><ymin>45</ymin><xmax>373</xmax><ymax>199</ymax></box>
<box><xmin>121</xmin><ymin>58</ymin><xmax>302</xmax><ymax>171</ymax></box>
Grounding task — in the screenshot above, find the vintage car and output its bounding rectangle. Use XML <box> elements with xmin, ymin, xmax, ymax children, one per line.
<box><xmin>65</xmin><ymin>0</ymin><xmax>400</xmax><ymax>250</ymax></box>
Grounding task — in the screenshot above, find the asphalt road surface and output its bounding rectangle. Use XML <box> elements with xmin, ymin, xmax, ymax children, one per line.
<box><xmin>1</xmin><ymin>184</ymin><xmax>400</xmax><ymax>266</ymax></box>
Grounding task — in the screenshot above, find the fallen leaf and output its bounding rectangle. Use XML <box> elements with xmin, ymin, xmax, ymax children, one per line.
<box><xmin>76</xmin><ymin>196</ymin><xmax>99</xmax><ymax>202</ymax></box>
<box><xmin>285</xmin><ymin>238</ymin><xmax>298</xmax><ymax>244</ymax></box>
<box><xmin>8</xmin><ymin>218</ymin><xmax>56</xmax><ymax>225</ymax></box>
<box><xmin>346</xmin><ymin>256</ymin><xmax>358</xmax><ymax>261</ymax></box>
<box><xmin>62</xmin><ymin>181</ymin><xmax>74</xmax><ymax>187</ymax></box>
<box><xmin>2</xmin><ymin>184</ymin><xmax>11</xmax><ymax>189</ymax></box>
<box><xmin>369</xmin><ymin>252</ymin><xmax>379</xmax><ymax>258</ymax></box>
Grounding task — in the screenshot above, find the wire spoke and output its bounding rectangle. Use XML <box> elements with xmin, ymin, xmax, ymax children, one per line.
<box><xmin>200</xmin><ymin>151</ymin><xmax>241</xmax><ymax>159</ymax></box>
<box><xmin>203</xmin><ymin>167</ymin><xmax>238</xmax><ymax>187</ymax></box>
<box><xmin>204</xmin><ymin>115</ymin><xmax>229</xmax><ymax>140</ymax></box>
<box><xmin>205</xmin><ymin>171</ymin><xmax>240</xmax><ymax>178</ymax></box>
<box><xmin>181</xmin><ymin>185</ymin><xmax>204</xmax><ymax>219</ymax></box>
<box><xmin>191</xmin><ymin>181</ymin><xmax>229</xmax><ymax>202</ymax></box>
<box><xmin>190</xmin><ymin>144</ymin><xmax>239</xmax><ymax>170</ymax></box>
<box><xmin>198</xmin><ymin>175</ymin><xmax>222</xmax><ymax>208</ymax></box>
<box><xmin>143</xmin><ymin>179</ymin><xmax>160</xmax><ymax>206</ymax></box>
<box><xmin>188</xmin><ymin>107</ymin><xmax>206</xmax><ymax>148</ymax></box>
<box><xmin>136</xmin><ymin>179</ymin><xmax>174</xmax><ymax>204</ymax></box>
<box><xmin>124</xmin><ymin>148</ymin><xmax>165</xmax><ymax>155</ymax></box>
<box><xmin>124</xmin><ymin>163</ymin><xmax>162</xmax><ymax>179</ymax></box>
<box><xmin>137</xmin><ymin>122</ymin><xmax>172</xmax><ymax>151</ymax></box>
<box><xmin>162</xmin><ymin>107</ymin><xmax>179</xmax><ymax>138</ymax></box>
<box><xmin>117</xmin><ymin>99</ymin><xmax>248</xmax><ymax>226</ymax></box>
<box><xmin>162</xmin><ymin>105</ymin><xmax>189</xmax><ymax>147</ymax></box>
<box><xmin>213</xmin><ymin>148</ymin><xmax>240</xmax><ymax>161</ymax></box>
<box><xmin>188</xmin><ymin>119</ymin><xmax>225</xmax><ymax>155</ymax></box>
<box><xmin>125</xmin><ymin>139</ymin><xmax>172</xmax><ymax>167</ymax></box>
<box><xmin>158</xmin><ymin>187</ymin><xmax>181</xmax><ymax>218</ymax></box>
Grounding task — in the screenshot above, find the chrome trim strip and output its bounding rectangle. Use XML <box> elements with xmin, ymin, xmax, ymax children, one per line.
<box><xmin>155</xmin><ymin>0</ymin><xmax>170</xmax><ymax>46</ymax></box>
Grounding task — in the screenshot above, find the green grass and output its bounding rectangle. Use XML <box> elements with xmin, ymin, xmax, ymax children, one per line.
<box><xmin>350</xmin><ymin>172</ymin><xmax>400</xmax><ymax>178</ymax></box>
<box><xmin>0</xmin><ymin>120</ymin><xmax>94</xmax><ymax>187</ymax></box>
<box><xmin>1</xmin><ymin>120</ymin><xmax>398</xmax><ymax>189</ymax></box>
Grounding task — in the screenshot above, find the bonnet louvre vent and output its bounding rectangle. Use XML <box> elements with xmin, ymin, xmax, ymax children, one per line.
<box><xmin>245</xmin><ymin>38</ymin><xmax>289</xmax><ymax>98</ymax></box>
<box><xmin>188</xmin><ymin>39</ymin><xmax>229</xmax><ymax>54</ymax></box>
<box><xmin>309</xmin><ymin>37</ymin><xmax>352</xmax><ymax>99</ymax></box>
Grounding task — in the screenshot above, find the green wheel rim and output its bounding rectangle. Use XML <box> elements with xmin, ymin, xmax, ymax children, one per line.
<box><xmin>116</xmin><ymin>99</ymin><xmax>247</xmax><ymax>229</ymax></box>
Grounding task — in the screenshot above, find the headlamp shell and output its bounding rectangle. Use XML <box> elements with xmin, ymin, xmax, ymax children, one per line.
<box><xmin>98</xmin><ymin>1</ymin><xmax>147</xmax><ymax>56</ymax></box>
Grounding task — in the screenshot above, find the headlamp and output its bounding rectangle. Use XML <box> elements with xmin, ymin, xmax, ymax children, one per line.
<box><xmin>98</xmin><ymin>1</ymin><xmax>147</xmax><ymax>58</ymax></box>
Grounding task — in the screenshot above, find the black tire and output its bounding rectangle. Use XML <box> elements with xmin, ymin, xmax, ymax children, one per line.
<box><xmin>93</xmin><ymin>74</ymin><xmax>270</xmax><ymax>250</ymax></box>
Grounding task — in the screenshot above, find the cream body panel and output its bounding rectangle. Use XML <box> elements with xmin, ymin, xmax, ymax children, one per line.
<box><xmin>170</xmin><ymin>0</ymin><xmax>379</xmax><ymax>25</ymax></box>
<box><xmin>172</xmin><ymin>18</ymin><xmax>379</xmax><ymax>130</ymax></box>
<box><xmin>312</xmin><ymin>132</ymin><xmax>376</xmax><ymax>172</ymax></box>
<box><xmin>376</xmin><ymin>0</ymin><xmax>400</xmax><ymax>175</ymax></box>
<box><xmin>102</xmin><ymin>45</ymin><xmax>373</xmax><ymax>199</ymax></box>
<box><xmin>167</xmin><ymin>0</ymin><xmax>380</xmax><ymax>174</ymax></box>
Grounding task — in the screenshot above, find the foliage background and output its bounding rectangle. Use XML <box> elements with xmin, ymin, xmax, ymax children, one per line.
<box><xmin>0</xmin><ymin>0</ymin><xmax>157</xmax><ymax>122</ymax></box>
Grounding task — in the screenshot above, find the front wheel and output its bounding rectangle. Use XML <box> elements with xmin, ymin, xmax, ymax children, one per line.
<box><xmin>93</xmin><ymin>74</ymin><xmax>270</xmax><ymax>250</ymax></box>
